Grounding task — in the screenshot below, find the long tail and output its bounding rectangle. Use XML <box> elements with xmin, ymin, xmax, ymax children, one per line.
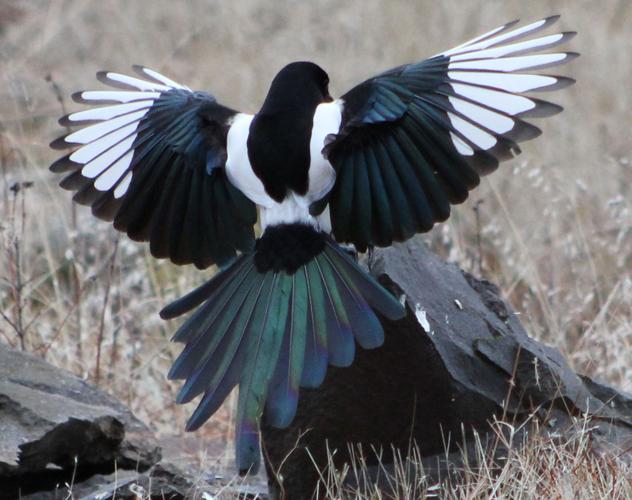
<box><xmin>160</xmin><ymin>226</ymin><xmax>405</xmax><ymax>474</ymax></box>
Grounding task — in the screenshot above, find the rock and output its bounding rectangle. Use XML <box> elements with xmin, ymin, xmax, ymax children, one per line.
<box><xmin>64</xmin><ymin>463</ymin><xmax>198</xmax><ymax>500</ymax></box>
<box><xmin>3</xmin><ymin>237</ymin><xmax>630</xmax><ymax>499</ymax></box>
<box><xmin>261</xmin><ymin>237</ymin><xmax>632</xmax><ymax>498</ymax></box>
<box><xmin>0</xmin><ymin>344</ymin><xmax>161</xmax><ymax>499</ymax></box>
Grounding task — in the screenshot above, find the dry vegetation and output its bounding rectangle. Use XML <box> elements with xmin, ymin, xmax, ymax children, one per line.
<box><xmin>311</xmin><ymin>415</ymin><xmax>632</xmax><ymax>499</ymax></box>
<box><xmin>1</xmin><ymin>0</ymin><xmax>631</xmax><ymax>497</ymax></box>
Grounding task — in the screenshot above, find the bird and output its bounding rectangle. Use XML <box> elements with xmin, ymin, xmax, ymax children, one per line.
<box><xmin>50</xmin><ymin>15</ymin><xmax>577</xmax><ymax>474</ymax></box>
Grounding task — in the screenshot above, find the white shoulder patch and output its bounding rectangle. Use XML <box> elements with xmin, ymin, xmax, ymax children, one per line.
<box><xmin>308</xmin><ymin>100</ymin><xmax>342</xmax><ymax>202</ymax></box>
<box><xmin>225</xmin><ymin>113</ymin><xmax>274</xmax><ymax>207</ymax></box>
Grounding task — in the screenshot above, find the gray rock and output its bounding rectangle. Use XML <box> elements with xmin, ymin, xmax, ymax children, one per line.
<box><xmin>261</xmin><ymin>237</ymin><xmax>632</xmax><ymax>498</ymax></box>
<box><xmin>0</xmin><ymin>344</ymin><xmax>161</xmax><ymax>498</ymax></box>
<box><xmin>3</xmin><ymin>237</ymin><xmax>631</xmax><ymax>499</ymax></box>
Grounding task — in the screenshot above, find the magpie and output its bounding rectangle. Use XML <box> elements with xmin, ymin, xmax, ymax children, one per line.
<box><xmin>50</xmin><ymin>16</ymin><xmax>577</xmax><ymax>473</ymax></box>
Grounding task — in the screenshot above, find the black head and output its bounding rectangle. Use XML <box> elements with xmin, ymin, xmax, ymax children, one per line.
<box><xmin>260</xmin><ymin>61</ymin><xmax>332</xmax><ymax>113</ymax></box>
<box><xmin>248</xmin><ymin>62</ymin><xmax>332</xmax><ymax>202</ymax></box>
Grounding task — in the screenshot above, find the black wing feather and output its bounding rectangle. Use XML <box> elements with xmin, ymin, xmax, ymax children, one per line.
<box><xmin>50</xmin><ymin>68</ymin><xmax>256</xmax><ymax>268</ymax></box>
<box><xmin>324</xmin><ymin>17</ymin><xmax>576</xmax><ymax>249</ymax></box>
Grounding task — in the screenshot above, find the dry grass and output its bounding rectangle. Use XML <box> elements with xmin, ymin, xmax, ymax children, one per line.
<box><xmin>311</xmin><ymin>415</ymin><xmax>632</xmax><ymax>499</ymax></box>
<box><xmin>1</xmin><ymin>0</ymin><xmax>631</xmax><ymax>496</ymax></box>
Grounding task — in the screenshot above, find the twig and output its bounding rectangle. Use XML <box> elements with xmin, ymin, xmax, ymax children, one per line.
<box><xmin>473</xmin><ymin>198</ymin><xmax>484</xmax><ymax>276</ymax></box>
<box><xmin>5</xmin><ymin>182</ymin><xmax>33</xmax><ymax>350</ymax></box>
<box><xmin>94</xmin><ymin>236</ymin><xmax>120</xmax><ymax>385</ymax></box>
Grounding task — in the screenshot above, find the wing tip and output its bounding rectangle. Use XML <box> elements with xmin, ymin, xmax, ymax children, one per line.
<box><xmin>49</xmin><ymin>134</ymin><xmax>75</xmax><ymax>150</ymax></box>
<box><xmin>159</xmin><ymin>306</ymin><xmax>174</xmax><ymax>320</ymax></box>
<box><xmin>95</xmin><ymin>70</ymin><xmax>112</xmax><ymax>85</ymax></box>
<box><xmin>96</xmin><ymin>70</ymin><xmax>142</xmax><ymax>91</ymax></box>
<box><xmin>542</xmin><ymin>75</ymin><xmax>576</xmax><ymax>92</ymax></box>
<box><xmin>564</xmin><ymin>51</ymin><xmax>581</xmax><ymax>63</ymax></box>
<box><xmin>184</xmin><ymin>414</ymin><xmax>204</xmax><ymax>432</ymax></box>
<box><xmin>49</xmin><ymin>154</ymin><xmax>78</xmax><ymax>173</ymax></box>
<box><xmin>132</xmin><ymin>64</ymin><xmax>159</xmax><ymax>83</ymax></box>
<box><xmin>71</xmin><ymin>91</ymin><xmax>88</xmax><ymax>104</ymax></box>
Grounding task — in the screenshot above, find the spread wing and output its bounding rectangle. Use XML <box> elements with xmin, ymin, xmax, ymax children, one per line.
<box><xmin>51</xmin><ymin>66</ymin><xmax>257</xmax><ymax>269</ymax></box>
<box><xmin>322</xmin><ymin>16</ymin><xmax>577</xmax><ymax>251</ymax></box>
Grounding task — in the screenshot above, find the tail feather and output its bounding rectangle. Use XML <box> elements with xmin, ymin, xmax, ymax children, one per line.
<box><xmin>321</xmin><ymin>250</ymin><xmax>384</xmax><ymax>349</ymax></box>
<box><xmin>266</xmin><ymin>273</ymin><xmax>308</xmax><ymax>428</ymax></box>
<box><xmin>325</xmin><ymin>242</ymin><xmax>405</xmax><ymax>320</ymax></box>
<box><xmin>297</xmin><ymin>267</ymin><xmax>328</xmax><ymax>388</ymax></box>
<box><xmin>174</xmin><ymin>269</ymin><xmax>265</xmax><ymax>403</ymax></box>
<box><xmin>161</xmin><ymin>231</ymin><xmax>406</xmax><ymax>475</ymax></box>
<box><xmin>159</xmin><ymin>250</ymin><xmax>249</xmax><ymax>321</ymax></box>
<box><xmin>302</xmin><ymin>261</ymin><xmax>329</xmax><ymax>387</ymax></box>
<box><xmin>185</xmin><ymin>273</ymin><xmax>273</xmax><ymax>431</ymax></box>
<box><xmin>236</xmin><ymin>273</ymin><xmax>292</xmax><ymax>473</ymax></box>
<box><xmin>169</xmin><ymin>258</ymin><xmax>254</xmax><ymax>343</ymax></box>
<box><xmin>168</xmin><ymin>261</ymin><xmax>256</xmax><ymax>380</ymax></box>
<box><xmin>314</xmin><ymin>255</ymin><xmax>355</xmax><ymax>367</ymax></box>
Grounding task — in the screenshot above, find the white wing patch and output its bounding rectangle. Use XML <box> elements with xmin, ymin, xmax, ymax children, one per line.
<box><xmin>65</xmin><ymin>100</ymin><xmax>155</xmax><ymax>122</ymax></box>
<box><xmin>78</xmin><ymin>90</ymin><xmax>161</xmax><ymax>103</ymax></box>
<box><xmin>70</xmin><ymin>122</ymin><xmax>139</xmax><ymax>164</ymax></box>
<box><xmin>94</xmin><ymin>149</ymin><xmax>134</xmax><ymax>191</ymax></box>
<box><xmin>100</xmin><ymin>72</ymin><xmax>171</xmax><ymax>92</ymax></box>
<box><xmin>447</xmin><ymin>71</ymin><xmax>560</xmax><ymax>93</ymax></box>
<box><xmin>62</xmin><ymin>67</ymin><xmax>187</xmax><ymax>199</ymax></box>
<box><xmin>448</xmin><ymin>33</ymin><xmax>566</xmax><ymax>62</ymax></box>
<box><xmin>448</xmin><ymin>96</ymin><xmax>515</xmax><ymax>134</ymax></box>
<box><xmin>447</xmin><ymin>113</ymin><xmax>497</xmax><ymax>150</ymax></box>
<box><xmin>437</xmin><ymin>16</ymin><xmax>575</xmax><ymax>155</ymax></box>
<box><xmin>449</xmin><ymin>132</ymin><xmax>474</xmax><ymax>156</ymax></box>
<box><xmin>133</xmin><ymin>66</ymin><xmax>190</xmax><ymax>90</ymax></box>
<box><xmin>308</xmin><ymin>100</ymin><xmax>342</xmax><ymax>202</ymax></box>
<box><xmin>448</xmin><ymin>83</ymin><xmax>535</xmax><ymax>115</ymax></box>
<box><xmin>114</xmin><ymin>171</ymin><xmax>133</xmax><ymax>199</ymax></box>
<box><xmin>225</xmin><ymin>113</ymin><xmax>273</xmax><ymax>207</ymax></box>
<box><xmin>440</xmin><ymin>17</ymin><xmax>555</xmax><ymax>58</ymax></box>
<box><xmin>65</xmin><ymin>108</ymin><xmax>149</xmax><ymax>144</ymax></box>
<box><xmin>449</xmin><ymin>53</ymin><xmax>571</xmax><ymax>72</ymax></box>
<box><xmin>80</xmin><ymin>135</ymin><xmax>136</xmax><ymax>177</ymax></box>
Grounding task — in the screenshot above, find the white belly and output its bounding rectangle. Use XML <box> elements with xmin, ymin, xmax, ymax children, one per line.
<box><xmin>256</xmin><ymin>193</ymin><xmax>332</xmax><ymax>232</ymax></box>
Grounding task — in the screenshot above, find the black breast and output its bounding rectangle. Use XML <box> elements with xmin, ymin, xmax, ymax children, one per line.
<box><xmin>247</xmin><ymin>111</ymin><xmax>313</xmax><ymax>203</ymax></box>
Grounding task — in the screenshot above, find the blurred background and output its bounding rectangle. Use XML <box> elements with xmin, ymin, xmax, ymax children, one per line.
<box><xmin>1</xmin><ymin>0</ymin><xmax>630</xmax><ymax>469</ymax></box>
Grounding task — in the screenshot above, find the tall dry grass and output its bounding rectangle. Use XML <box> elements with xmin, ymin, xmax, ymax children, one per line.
<box><xmin>1</xmin><ymin>0</ymin><xmax>631</xmax><ymax>492</ymax></box>
<box><xmin>308</xmin><ymin>414</ymin><xmax>632</xmax><ymax>499</ymax></box>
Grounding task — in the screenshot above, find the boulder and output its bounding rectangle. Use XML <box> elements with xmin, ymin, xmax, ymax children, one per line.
<box><xmin>0</xmin><ymin>343</ymin><xmax>269</xmax><ymax>499</ymax></box>
<box><xmin>261</xmin><ymin>237</ymin><xmax>632</xmax><ymax>498</ymax></box>
<box><xmin>2</xmin><ymin>237</ymin><xmax>630</xmax><ymax>499</ymax></box>
<box><xmin>0</xmin><ymin>344</ymin><xmax>161</xmax><ymax>499</ymax></box>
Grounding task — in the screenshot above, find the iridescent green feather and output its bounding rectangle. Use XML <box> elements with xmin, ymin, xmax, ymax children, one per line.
<box><xmin>236</xmin><ymin>273</ymin><xmax>292</xmax><ymax>473</ymax></box>
<box><xmin>266</xmin><ymin>270</ymin><xmax>309</xmax><ymax>428</ymax></box>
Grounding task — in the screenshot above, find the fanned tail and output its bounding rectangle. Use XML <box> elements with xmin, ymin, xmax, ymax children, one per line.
<box><xmin>161</xmin><ymin>226</ymin><xmax>405</xmax><ymax>474</ymax></box>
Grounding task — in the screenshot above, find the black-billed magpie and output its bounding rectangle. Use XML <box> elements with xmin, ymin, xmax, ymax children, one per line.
<box><xmin>50</xmin><ymin>16</ymin><xmax>577</xmax><ymax>473</ymax></box>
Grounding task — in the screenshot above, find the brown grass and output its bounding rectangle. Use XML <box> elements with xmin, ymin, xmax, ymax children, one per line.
<box><xmin>311</xmin><ymin>414</ymin><xmax>632</xmax><ymax>499</ymax></box>
<box><xmin>1</xmin><ymin>0</ymin><xmax>631</xmax><ymax>496</ymax></box>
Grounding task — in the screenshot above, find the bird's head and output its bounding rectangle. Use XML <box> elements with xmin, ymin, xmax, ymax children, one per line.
<box><xmin>260</xmin><ymin>61</ymin><xmax>332</xmax><ymax>113</ymax></box>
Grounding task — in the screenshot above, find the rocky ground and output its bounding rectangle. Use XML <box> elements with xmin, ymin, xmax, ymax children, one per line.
<box><xmin>2</xmin><ymin>240</ymin><xmax>631</xmax><ymax>499</ymax></box>
<box><xmin>0</xmin><ymin>343</ymin><xmax>267</xmax><ymax>499</ymax></box>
